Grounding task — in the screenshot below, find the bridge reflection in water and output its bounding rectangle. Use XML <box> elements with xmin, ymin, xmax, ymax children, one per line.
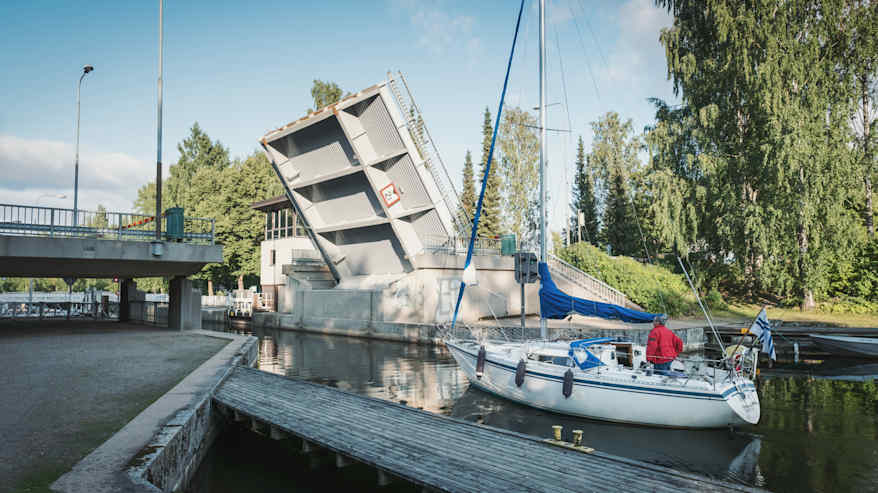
<box><xmin>191</xmin><ymin>327</ymin><xmax>878</xmax><ymax>493</ymax></box>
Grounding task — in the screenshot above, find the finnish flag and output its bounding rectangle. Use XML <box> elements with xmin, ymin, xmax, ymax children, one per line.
<box><xmin>748</xmin><ymin>307</ymin><xmax>777</xmax><ymax>361</ymax></box>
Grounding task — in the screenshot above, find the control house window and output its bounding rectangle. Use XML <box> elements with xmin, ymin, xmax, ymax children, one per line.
<box><xmin>264</xmin><ymin>207</ymin><xmax>305</xmax><ymax>240</ymax></box>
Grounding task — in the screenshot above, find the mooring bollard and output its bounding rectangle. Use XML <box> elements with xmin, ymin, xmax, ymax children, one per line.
<box><xmin>572</xmin><ymin>429</ymin><xmax>583</xmax><ymax>447</ymax></box>
<box><xmin>552</xmin><ymin>425</ymin><xmax>562</xmax><ymax>441</ymax></box>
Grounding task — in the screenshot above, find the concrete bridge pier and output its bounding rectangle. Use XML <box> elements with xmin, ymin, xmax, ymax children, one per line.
<box><xmin>168</xmin><ymin>276</ymin><xmax>201</xmax><ymax>330</ymax></box>
<box><xmin>119</xmin><ymin>278</ymin><xmax>133</xmax><ymax>322</ymax></box>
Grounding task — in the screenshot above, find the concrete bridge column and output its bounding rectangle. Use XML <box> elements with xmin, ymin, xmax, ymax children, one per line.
<box><xmin>168</xmin><ymin>276</ymin><xmax>200</xmax><ymax>330</ymax></box>
<box><xmin>119</xmin><ymin>278</ymin><xmax>133</xmax><ymax>322</ymax></box>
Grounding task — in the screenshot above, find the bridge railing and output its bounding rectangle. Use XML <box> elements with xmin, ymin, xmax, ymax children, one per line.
<box><xmin>0</xmin><ymin>204</ymin><xmax>215</xmax><ymax>244</ymax></box>
<box><xmin>421</xmin><ymin>234</ymin><xmax>504</xmax><ymax>256</ymax></box>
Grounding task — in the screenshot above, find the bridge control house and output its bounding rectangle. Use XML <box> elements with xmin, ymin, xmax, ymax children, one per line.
<box><xmin>250</xmin><ymin>196</ymin><xmax>320</xmax><ymax>311</ymax></box>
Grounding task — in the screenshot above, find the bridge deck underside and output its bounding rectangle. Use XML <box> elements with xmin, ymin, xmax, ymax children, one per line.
<box><xmin>0</xmin><ymin>235</ymin><xmax>221</xmax><ymax>278</ymax></box>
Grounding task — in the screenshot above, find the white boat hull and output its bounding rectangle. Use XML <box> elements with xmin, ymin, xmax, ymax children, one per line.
<box><xmin>446</xmin><ymin>341</ymin><xmax>760</xmax><ymax>429</ymax></box>
<box><xmin>809</xmin><ymin>334</ymin><xmax>878</xmax><ymax>358</ymax></box>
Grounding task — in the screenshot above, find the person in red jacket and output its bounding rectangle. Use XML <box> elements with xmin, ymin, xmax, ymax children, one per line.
<box><xmin>646</xmin><ymin>314</ymin><xmax>683</xmax><ymax>375</ymax></box>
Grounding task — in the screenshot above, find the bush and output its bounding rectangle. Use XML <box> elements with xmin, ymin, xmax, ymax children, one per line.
<box><xmin>557</xmin><ymin>242</ymin><xmax>706</xmax><ymax>316</ymax></box>
<box><xmin>817</xmin><ymin>296</ymin><xmax>878</xmax><ymax>314</ymax></box>
<box><xmin>704</xmin><ymin>288</ymin><xmax>728</xmax><ymax>310</ymax></box>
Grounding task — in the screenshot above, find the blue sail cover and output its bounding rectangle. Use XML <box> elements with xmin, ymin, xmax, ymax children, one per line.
<box><xmin>538</xmin><ymin>262</ymin><xmax>659</xmax><ymax>324</ymax></box>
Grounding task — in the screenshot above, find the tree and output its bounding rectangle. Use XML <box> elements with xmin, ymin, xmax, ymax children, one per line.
<box><xmin>459</xmin><ymin>150</ymin><xmax>476</xmax><ymax>234</ymax></box>
<box><xmin>656</xmin><ymin>0</ymin><xmax>863</xmax><ymax>308</ymax></box>
<box><xmin>184</xmin><ymin>150</ymin><xmax>284</xmax><ymax>293</ymax></box>
<box><xmin>571</xmin><ymin>136</ymin><xmax>599</xmax><ymax>245</ymax></box>
<box><xmin>847</xmin><ymin>1</ymin><xmax>878</xmax><ymax>237</ymax></box>
<box><xmin>588</xmin><ymin>112</ymin><xmax>641</xmax><ymax>256</ymax></box>
<box><xmin>309</xmin><ymin>80</ymin><xmax>343</xmax><ymax>112</ymax></box>
<box><xmin>477</xmin><ymin>107</ymin><xmax>503</xmax><ymax>237</ymax></box>
<box><xmin>133</xmin><ymin>181</ymin><xmax>168</xmax><ymax>216</ymax></box>
<box><xmin>166</xmin><ymin>122</ymin><xmax>230</xmax><ymax>212</ymax></box>
<box><xmin>498</xmin><ymin>107</ymin><xmax>540</xmax><ymax>246</ymax></box>
<box><xmin>603</xmin><ymin>171</ymin><xmax>638</xmax><ymax>256</ymax></box>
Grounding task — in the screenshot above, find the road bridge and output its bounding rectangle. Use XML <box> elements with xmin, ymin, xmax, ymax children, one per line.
<box><xmin>0</xmin><ymin>203</ymin><xmax>221</xmax><ymax>329</ymax></box>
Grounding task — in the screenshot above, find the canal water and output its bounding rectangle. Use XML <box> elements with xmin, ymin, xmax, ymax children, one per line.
<box><xmin>188</xmin><ymin>327</ymin><xmax>878</xmax><ymax>493</ymax></box>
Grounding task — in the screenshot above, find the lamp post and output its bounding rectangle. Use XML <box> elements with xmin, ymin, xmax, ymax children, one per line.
<box><xmin>73</xmin><ymin>65</ymin><xmax>94</xmax><ymax>228</ymax></box>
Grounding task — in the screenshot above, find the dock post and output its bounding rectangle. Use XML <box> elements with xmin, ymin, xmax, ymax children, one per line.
<box><xmin>301</xmin><ymin>439</ymin><xmax>314</xmax><ymax>453</ymax></box>
<box><xmin>377</xmin><ymin>469</ymin><xmax>391</xmax><ymax>486</ymax></box>
<box><xmin>269</xmin><ymin>425</ymin><xmax>286</xmax><ymax>440</ymax></box>
<box><xmin>335</xmin><ymin>453</ymin><xmax>352</xmax><ymax>468</ymax></box>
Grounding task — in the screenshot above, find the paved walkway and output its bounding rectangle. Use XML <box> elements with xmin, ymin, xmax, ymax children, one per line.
<box><xmin>0</xmin><ymin>321</ymin><xmax>230</xmax><ymax>493</ymax></box>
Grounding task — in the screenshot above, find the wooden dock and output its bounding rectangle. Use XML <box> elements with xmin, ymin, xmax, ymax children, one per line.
<box><xmin>213</xmin><ymin>366</ymin><xmax>763</xmax><ymax>492</ymax></box>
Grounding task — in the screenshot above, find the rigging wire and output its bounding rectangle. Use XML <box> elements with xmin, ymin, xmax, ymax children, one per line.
<box><xmin>627</xmin><ymin>190</ymin><xmax>670</xmax><ymax>316</ymax></box>
<box><xmin>450</xmin><ymin>0</ymin><xmax>526</xmax><ymax>332</ymax></box>
<box><xmin>576</xmin><ymin>0</ymin><xmax>609</xmax><ymax>69</ymax></box>
<box><xmin>553</xmin><ymin>25</ymin><xmax>576</xmax><ymax>248</ymax></box>
<box><xmin>566</xmin><ymin>1</ymin><xmax>601</xmax><ymax>100</ymax></box>
<box><xmin>677</xmin><ymin>255</ymin><xmax>726</xmax><ymax>353</ymax></box>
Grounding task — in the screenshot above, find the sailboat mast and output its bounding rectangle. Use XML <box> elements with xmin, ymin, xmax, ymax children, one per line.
<box><xmin>539</xmin><ymin>0</ymin><xmax>548</xmax><ymax>339</ymax></box>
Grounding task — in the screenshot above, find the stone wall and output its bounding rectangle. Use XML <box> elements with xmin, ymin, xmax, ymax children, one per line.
<box><xmin>127</xmin><ymin>336</ymin><xmax>258</xmax><ymax>492</ymax></box>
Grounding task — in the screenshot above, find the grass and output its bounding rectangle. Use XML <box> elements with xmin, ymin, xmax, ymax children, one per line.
<box><xmin>707</xmin><ymin>303</ymin><xmax>878</xmax><ymax>328</ymax></box>
<box><xmin>558</xmin><ymin>242</ymin><xmax>878</xmax><ymax>327</ymax></box>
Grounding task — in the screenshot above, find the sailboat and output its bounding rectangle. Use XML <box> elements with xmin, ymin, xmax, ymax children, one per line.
<box><xmin>444</xmin><ymin>0</ymin><xmax>761</xmax><ymax>429</ymax></box>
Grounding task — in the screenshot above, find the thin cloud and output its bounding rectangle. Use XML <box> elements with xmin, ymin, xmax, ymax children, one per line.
<box><xmin>0</xmin><ymin>134</ymin><xmax>153</xmax><ymax>212</ymax></box>
<box><xmin>390</xmin><ymin>0</ymin><xmax>484</xmax><ymax>63</ymax></box>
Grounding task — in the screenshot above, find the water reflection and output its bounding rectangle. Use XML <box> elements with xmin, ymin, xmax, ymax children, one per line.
<box><xmin>450</xmin><ymin>386</ymin><xmax>764</xmax><ymax>485</ymax></box>
<box><xmin>195</xmin><ymin>327</ymin><xmax>878</xmax><ymax>493</ymax></box>
<box><xmin>256</xmin><ymin>328</ymin><xmax>466</xmax><ymax>413</ymax></box>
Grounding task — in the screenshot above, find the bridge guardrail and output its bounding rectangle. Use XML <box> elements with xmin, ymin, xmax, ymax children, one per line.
<box><xmin>421</xmin><ymin>234</ymin><xmax>504</xmax><ymax>256</ymax></box>
<box><xmin>547</xmin><ymin>253</ymin><xmax>629</xmax><ymax>307</ymax></box>
<box><xmin>0</xmin><ymin>204</ymin><xmax>214</xmax><ymax>244</ymax></box>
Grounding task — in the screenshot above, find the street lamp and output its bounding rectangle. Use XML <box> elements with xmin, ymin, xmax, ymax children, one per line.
<box><xmin>73</xmin><ymin>64</ymin><xmax>94</xmax><ymax>228</ymax></box>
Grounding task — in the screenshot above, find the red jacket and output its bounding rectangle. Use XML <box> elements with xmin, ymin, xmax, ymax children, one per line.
<box><xmin>646</xmin><ymin>324</ymin><xmax>683</xmax><ymax>364</ymax></box>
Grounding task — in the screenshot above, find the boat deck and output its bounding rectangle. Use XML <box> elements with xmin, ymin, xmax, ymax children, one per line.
<box><xmin>213</xmin><ymin>366</ymin><xmax>764</xmax><ymax>492</ymax></box>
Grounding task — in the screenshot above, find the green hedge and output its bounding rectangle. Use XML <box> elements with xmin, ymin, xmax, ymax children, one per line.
<box><xmin>557</xmin><ymin>242</ymin><xmax>704</xmax><ymax>316</ymax></box>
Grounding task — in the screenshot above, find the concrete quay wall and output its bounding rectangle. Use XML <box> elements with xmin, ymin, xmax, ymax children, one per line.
<box><xmin>251</xmin><ymin>311</ymin><xmax>705</xmax><ymax>351</ymax></box>
<box><xmin>127</xmin><ymin>335</ymin><xmax>258</xmax><ymax>492</ymax></box>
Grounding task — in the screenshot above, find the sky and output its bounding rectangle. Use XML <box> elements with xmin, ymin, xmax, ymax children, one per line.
<box><xmin>0</xmin><ymin>0</ymin><xmax>677</xmax><ymax>233</ymax></box>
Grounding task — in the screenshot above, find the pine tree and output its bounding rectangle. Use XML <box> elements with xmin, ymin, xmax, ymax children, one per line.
<box><xmin>478</xmin><ymin>107</ymin><xmax>503</xmax><ymax>237</ymax></box>
<box><xmin>459</xmin><ymin>150</ymin><xmax>476</xmax><ymax>232</ymax></box>
<box><xmin>571</xmin><ymin>136</ymin><xmax>599</xmax><ymax>245</ymax></box>
<box><xmin>603</xmin><ymin>171</ymin><xmax>638</xmax><ymax>256</ymax></box>
<box><xmin>588</xmin><ymin>112</ymin><xmax>640</xmax><ymax>254</ymax></box>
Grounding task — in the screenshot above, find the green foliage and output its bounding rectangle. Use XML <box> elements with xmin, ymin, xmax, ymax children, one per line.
<box><xmin>826</xmin><ymin>239</ymin><xmax>878</xmax><ymax>301</ymax></box>
<box><xmin>309</xmin><ymin>79</ymin><xmax>343</xmax><ymax>112</ymax></box>
<box><xmin>131</xmin><ymin>121</ymin><xmax>283</xmax><ymax>293</ymax></box>
<box><xmin>648</xmin><ymin>0</ymin><xmax>870</xmax><ymax>307</ymax></box>
<box><xmin>167</xmin><ymin>122</ymin><xmax>230</xmax><ymax>211</ymax></box>
<box><xmin>459</xmin><ymin>150</ymin><xmax>475</xmax><ymax>234</ymax></box>
<box><xmin>498</xmin><ymin>106</ymin><xmax>539</xmax><ymax>245</ymax></box>
<box><xmin>557</xmin><ymin>242</ymin><xmax>703</xmax><ymax>316</ymax></box>
<box><xmin>588</xmin><ymin>112</ymin><xmax>641</xmax><ymax>255</ymax></box>
<box><xmin>603</xmin><ymin>171</ymin><xmax>638</xmax><ymax>256</ymax></box>
<box><xmin>571</xmin><ymin>136</ymin><xmax>599</xmax><ymax>245</ymax></box>
<box><xmin>478</xmin><ymin>107</ymin><xmax>503</xmax><ymax>237</ymax></box>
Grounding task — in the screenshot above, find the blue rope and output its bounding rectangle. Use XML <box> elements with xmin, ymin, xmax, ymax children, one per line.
<box><xmin>450</xmin><ymin>0</ymin><xmax>526</xmax><ymax>331</ymax></box>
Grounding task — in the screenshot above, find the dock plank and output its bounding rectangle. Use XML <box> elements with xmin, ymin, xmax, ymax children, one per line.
<box><xmin>213</xmin><ymin>366</ymin><xmax>763</xmax><ymax>493</ymax></box>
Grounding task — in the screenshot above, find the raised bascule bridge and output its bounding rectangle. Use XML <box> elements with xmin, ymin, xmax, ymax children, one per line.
<box><xmin>255</xmin><ymin>73</ymin><xmax>642</xmax><ymax>339</ymax></box>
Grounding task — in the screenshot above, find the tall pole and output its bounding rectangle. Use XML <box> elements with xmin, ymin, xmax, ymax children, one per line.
<box><xmin>73</xmin><ymin>68</ymin><xmax>92</xmax><ymax>227</ymax></box>
<box><xmin>155</xmin><ymin>0</ymin><xmax>163</xmax><ymax>240</ymax></box>
<box><xmin>538</xmin><ymin>0</ymin><xmax>548</xmax><ymax>339</ymax></box>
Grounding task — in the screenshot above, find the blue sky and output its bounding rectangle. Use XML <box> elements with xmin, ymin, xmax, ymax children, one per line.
<box><xmin>0</xmin><ymin>0</ymin><xmax>677</xmax><ymax>232</ymax></box>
